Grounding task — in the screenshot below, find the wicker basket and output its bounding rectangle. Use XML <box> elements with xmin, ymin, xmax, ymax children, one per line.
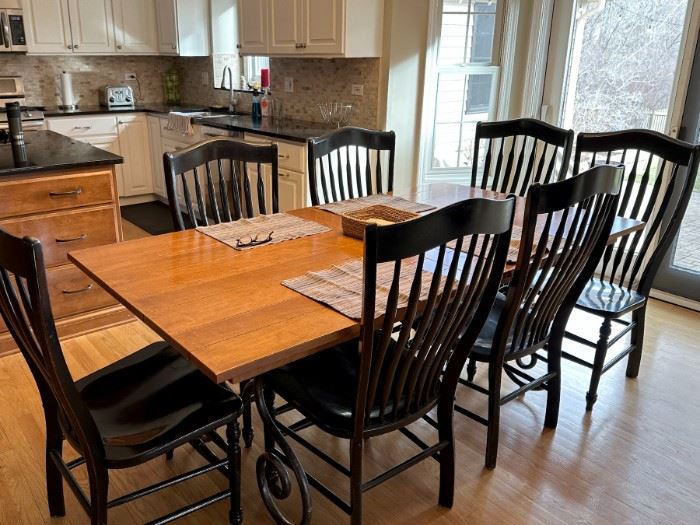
<box><xmin>341</xmin><ymin>205</ymin><xmax>419</xmax><ymax>239</ymax></box>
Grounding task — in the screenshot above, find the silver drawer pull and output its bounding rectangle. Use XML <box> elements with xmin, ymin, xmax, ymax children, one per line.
<box><xmin>48</xmin><ymin>188</ymin><xmax>82</xmax><ymax>197</ymax></box>
<box><xmin>62</xmin><ymin>284</ymin><xmax>92</xmax><ymax>295</ymax></box>
<box><xmin>55</xmin><ymin>233</ymin><xmax>87</xmax><ymax>243</ymax></box>
<box><xmin>278</xmin><ymin>154</ymin><xmax>290</xmax><ymax>159</ymax></box>
<box><xmin>72</xmin><ymin>126</ymin><xmax>92</xmax><ymax>130</ymax></box>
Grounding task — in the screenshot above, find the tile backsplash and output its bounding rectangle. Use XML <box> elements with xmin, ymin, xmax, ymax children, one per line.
<box><xmin>5</xmin><ymin>54</ymin><xmax>381</xmax><ymax>128</ymax></box>
<box><xmin>2</xmin><ymin>55</ymin><xmax>176</xmax><ymax>107</ymax></box>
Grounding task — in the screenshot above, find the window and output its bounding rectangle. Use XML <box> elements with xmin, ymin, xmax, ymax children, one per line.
<box><xmin>422</xmin><ymin>0</ymin><xmax>502</xmax><ymax>181</ymax></box>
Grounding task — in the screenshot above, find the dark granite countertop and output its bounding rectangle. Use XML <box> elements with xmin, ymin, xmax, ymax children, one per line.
<box><xmin>0</xmin><ymin>130</ymin><xmax>123</xmax><ymax>177</ymax></box>
<box><xmin>191</xmin><ymin>114</ymin><xmax>338</xmax><ymax>143</ymax></box>
<box><xmin>42</xmin><ymin>104</ymin><xmax>210</xmax><ymax>117</ymax></box>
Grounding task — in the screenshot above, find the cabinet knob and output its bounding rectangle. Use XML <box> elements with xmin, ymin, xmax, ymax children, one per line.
<box><xmin>73</xmin><ymin>44</ymin><xmax>79</xmax><ymax>49</ymax></box>
<box><xmin>236</xmin><ymin>44</ymin><xmax>241</xmax><ymax>49</ymax></box>
<box><xmin>117</xmin><ymin>45</ymin><xmax>122</xmax><ymax>49</ymax></box>
<box><xmin>67</xmin><ymin>44</ymin><xmax>73</xmax><ymax>49</ymax></box>
<box><xmin>171</xmin><ymin>44</ymin><xmax>177</xmax><ymax>50</ymax></box>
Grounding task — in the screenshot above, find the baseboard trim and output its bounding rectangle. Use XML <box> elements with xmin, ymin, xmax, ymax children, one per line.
<box><xmin>650</xmin><ymin>289</ymin><xmax>700</xmax><ymax>312</ymax></box>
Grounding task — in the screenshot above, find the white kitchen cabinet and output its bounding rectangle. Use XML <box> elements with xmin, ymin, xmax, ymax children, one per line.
<box><xmin>87</xmin><ymin>136</ymin><xmax>125</xmax><ymax>196</ymax></box>
<box><xmin>238</xmin><ymin>0</ymin><xmax>268</xmax><ymax>55</ymax></box>
<box><xmin>277</xmin><ymin>170</ymin><xmax>305</xmax><ymax>212</ymax></box>
<box><xmin>116</xmin><ymin>115</ymin><xmax>154</xmax><ymax>196</ymax></box>
<box><xmin>155</xmin><ymin>0</ymin><xmax>210</xmax><ymax>56</ymax></box>
<box><xmin>240</xmin><ymin>0</ymin><xmax>383</xmax><ymax>58</ymax></box>
<box><xmin>24</xmin><ymin>0</ymin><xmax>114</xmax><ymax>54</ymax></box>
<box><xmin>148</xmin><ymin>116</ymin><xmax>167</xmax><ymax>199</ymax></box>
<box><xmin>112</xmin><ymin>0</ymin><xmax>159</xmax><ymax>54</ymax></box>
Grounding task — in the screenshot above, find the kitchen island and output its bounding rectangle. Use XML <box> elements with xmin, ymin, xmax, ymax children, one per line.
<box><xmin>0</xmin><ymin>130</ymin><xmax>129</xmax><ymax>356</ymax></box>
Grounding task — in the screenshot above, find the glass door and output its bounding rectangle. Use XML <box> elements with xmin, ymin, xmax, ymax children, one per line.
<box><xmin>654</xmin><ymin>33</ymin><xmax>700</xmax><ymax>303</ymax></box>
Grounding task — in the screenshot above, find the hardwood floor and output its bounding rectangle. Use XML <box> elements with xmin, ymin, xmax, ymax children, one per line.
<box><xmin>0</xmin><ymin>299</ymin><xmax>698</xmax><ymax>524</ymax></box>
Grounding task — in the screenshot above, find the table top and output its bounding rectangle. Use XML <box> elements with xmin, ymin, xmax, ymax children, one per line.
<box><xmin>69</xmin><ymin>184</ymin><xmax>645</xmax><ymax>384</ymax></box>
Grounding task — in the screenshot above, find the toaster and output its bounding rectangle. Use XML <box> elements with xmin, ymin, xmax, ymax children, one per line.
<box><xmin>99</xmin><ymin>86</ymin><xmax>135</xmax><ymax>109</ymax></box>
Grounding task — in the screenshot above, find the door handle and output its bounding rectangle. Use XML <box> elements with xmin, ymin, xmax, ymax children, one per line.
<box><xmin>1</xmin><ymin>12</ymin><xmax>10</xmax><ymax>49</ymax></box>
<box><xmin>55</xmin><ymin>233</ymin><xmax>87</xmax><ymax>243</ymax></box>
<box><xmin>62</xmin><ymin>284</ymin><xmax>93</xmax><ymax>295</ymax></box>
<box><xmin>49</xmin><ymin>187</ymin><xmax>82</xmax><ymax>197</ymax></box>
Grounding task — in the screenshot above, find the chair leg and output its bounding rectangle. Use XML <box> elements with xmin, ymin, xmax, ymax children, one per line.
<box><xmin>45</xmin><ymin>414</ymin><xmax>65</xmax><ymax>517</ymax></box>
<box><xmin>485</xmin><ymin>361</ymin><xmax>502</xmax><ymax>470</ymax></box>
<box><xmin>263</xmin><ymin>388</ymin><xmax>276</xmax><ymax>454</ymax></box>
<box><xmin>240</xmin><ymin>379</ymin><xmax>254</xmax><ymax>448</ymax></box>
<box><xmin>626</xmin><ymin>304</ymin><xmax>646</xmax><ymax>378</ymax></box>
<box><xmin>466</xmin><ymin>358</ymin><xmax>477</xmax><ymax>382</ymax></box>
<box><xmin>544</xmin><ymin>338</ymin><xmax>562</xmax><ymax>429</ymax></box>
<box><xmin>87</xmin><ymin>466</ymin><xmax>109</xmax><ymax>525</ymax></box>
<box><xmin>350</xmin><ymin>437</ymin><xmax>364</xmax><ymax>525</ymax></box>
<box><xmin>586</xmin><ymin>318</ymin><xmax>612</xmax><ymax>411</ymax></box>
<box><xmin>227</xmin><ymin>421</ymin><xmax>243</xmax><ymax>525</ymax></box>
<box><xmin>437</xmin><ymin>398</ymin><xmax>455</xmax><ymax>508</ymax></box>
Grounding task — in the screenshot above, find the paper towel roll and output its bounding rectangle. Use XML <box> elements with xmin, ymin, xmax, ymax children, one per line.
<box><xmin>60</xmin><ymin>71</ymin><xmax>76</xmax><ymax>108</ymax></box>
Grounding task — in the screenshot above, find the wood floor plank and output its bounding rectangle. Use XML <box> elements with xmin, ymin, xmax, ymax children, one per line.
<box><xmin>0</xmin><ymin>298</ymin><xmax>698</xmax><ymax>524</ymax></box>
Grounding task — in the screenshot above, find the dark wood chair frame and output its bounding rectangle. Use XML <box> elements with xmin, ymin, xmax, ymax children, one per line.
<box><xmin>564</xmin><ymin>130</ymin><xmax>700</xmax><ymax>410</ymax></box>
<box><xmin>457</xmin><ymin>165</ymin><xmax>624</xmax><ymax>468</ymax></box>
<box><xmin>164</xmin><ymin>136</ymin><xmax>280</xmax><ymax>230</ymax></box>
<box><xmin>0</xmin><ymin>230</ymin><xmax>243</xmax><ymax>525</ymax></box>
<box><xmin>471</xmin><ymin>118</ymin><xmax>574</xmax><ymax>196</ymax></box>
<box><xmin>307</xmin><ymin>126</ymin><xmax>396</xmax><ymax>206</ymax></box>
<box><xmin>255</xmin><ymin>197</ymin><xmax>516</xmax><ymax>524</ymax></box>
<box><xmin>164</xmin><ymin>136</ymin><xmax>280</xmax><ymax>449</ymax></box>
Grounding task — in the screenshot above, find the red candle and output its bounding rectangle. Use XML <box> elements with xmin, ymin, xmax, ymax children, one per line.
<box><xmin>261</xmin><ymin>68</ymin><xmax>270</xmax><ymax>88</ymax></box>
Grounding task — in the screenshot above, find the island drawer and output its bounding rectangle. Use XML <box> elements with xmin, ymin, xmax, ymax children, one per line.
<box><xmin>46</xmin><ymin>264</ymin><xmax>118</xmax><ymax>319</ymax></box>
<box><xmin>0</xmin><ymin>207</ymin><xmax>118</xmax><ymax>267</ymax></box>
<box><xmin>47</xmin><ymin>115</ymin><xmax>118</xmax><ymax>137</ymax></box>
<box><xmin>0</xmin><ymin>170</ymin><xmax>115</xmax><ymax>219</ymax></box>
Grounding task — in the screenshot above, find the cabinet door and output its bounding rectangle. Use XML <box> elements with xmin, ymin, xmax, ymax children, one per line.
<box><xmin>23</xmin><ymin>0</ymin><xmax>72</xmax><ymax>54</ymax></box>
<box><xmin>304</xmin><ymin>0</ymin><xmax>344</xmax><ymax>55</ymax></box>
<box><xmin>277</xmin><ymin>169</ymin><xmax>305</xmax><ymax>212</ymax></box>
<box><xmin>148</xmin><ymin>117</ymin><xmax>167</xmax><ymax>198</ymax></box>
<box><xmin>155</xmin><ymin>0</ymin><xmax>178</xmax><ymax>54</ymax></box>
<box><xmin>117</xmin><ymin>116</ymin><xmax>154</xmax><ymax>197</ymax></box>
<box><xmin>83</xmin><ymin>135</ymin><xmax>125</xmax><ymax>198</ymax></box>
<box><xmin>67</xmin><ymin>0</ymin><xmax>115</xmax><ymax>53</ymax></box>
<box><xmin>113</xmin><ymin>0</ymin><xmax>159</xmax><ymax>53</ymax></box>
<box><xmin>238</xmin><ymin>0</ymin><xmax>268</xmax><ymax>54</ymax></box>
<box><xmin>269</xmin><ymin>0</ymin><xmax>303</xmax><ymax>54</ymax></box>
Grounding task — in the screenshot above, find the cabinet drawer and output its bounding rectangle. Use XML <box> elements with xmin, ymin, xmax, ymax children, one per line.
<box><xmin>47</xmin><ymin>115</ymin><xmax>118</xmax><ymax>137</ymax></box>
<box><xmin>277</xmin><ymin>140</ymin><xmax>305</xmax><ymax>172</ymax></box>
<box><xmin>46</xmin><ymin>264</ymin><xmax>118</xmax><ymax>319</ymax></box>
<box><xmin>0</xmin><ymin>170</ymin><xmax>115</xmax><ymax>219</ymax></box>
<box><xmin>0</xmin><ymin>207</ymin><xmax>118</xmax><ymax>267</ymax></box>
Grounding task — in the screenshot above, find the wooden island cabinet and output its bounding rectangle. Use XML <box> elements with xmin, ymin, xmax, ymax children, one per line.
<box><xmin>0</xmin><ymin>131</ymin><xmax>131</xmax><ymax>356</ymax></box>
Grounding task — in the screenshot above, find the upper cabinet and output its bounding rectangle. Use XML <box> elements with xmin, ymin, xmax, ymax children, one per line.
<box><xmin>24</xmin><ymin>0</ymin><xmax>115</xmax><ymax>54</ymax></box>
<box><xmin>112</xmin><ymin>0</ymin><xmax>158</xmax><ymax>54</ymax></box>
<box><xmin>239</xmin><ymin>0</ymin><xmax>383</xmax><ymax>57</ymax></box>
<box><xmin>155</xmin><ymin>0</ymin><xmax>210</xmax><ymax>56</ymax></box>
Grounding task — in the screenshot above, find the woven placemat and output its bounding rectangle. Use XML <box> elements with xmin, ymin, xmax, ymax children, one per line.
<box><xmin>282</xmin><ymin>258</ymin><xmax>439</xmax><ymax>320</ymax></box>
<box><xmin>196</xmin><ymin>213</ymin><xmax>330</xmax><ymax>251</ymax></box>
<box><xmin>450</xmin><ymin>225</ymin><xmax>554</xmax><ymax>264</ymax></box>
<box><xmin>318</xmin><ymin>194</ymin><xmax>436</xmax><ymax>215</ymax></box>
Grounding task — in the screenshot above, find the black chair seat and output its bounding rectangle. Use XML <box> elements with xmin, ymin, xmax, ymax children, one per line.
<box><xmin>575</xmin><ymin>278</ymin><xmax>646</xmax><ymax>317</ymax></box>
<box><xmin>76</xmin><ymin>342</ymin><xmax>242</xmax><ymax>468</ymax></box>
<box><xmin>265</xmin><ymin>343</ymin><xmax>412</xmax><ymax>438</ymax></box>
<box><xmin>471</xmin><ymin>293</ymin><xmax>507</xmax><ymax>360</ymax></box>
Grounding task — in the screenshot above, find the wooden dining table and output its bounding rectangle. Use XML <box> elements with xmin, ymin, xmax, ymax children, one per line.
<box><xmin>68</xmin><ymin>182</ymin><xmax>644</xmax><ymax>523</ymax></box>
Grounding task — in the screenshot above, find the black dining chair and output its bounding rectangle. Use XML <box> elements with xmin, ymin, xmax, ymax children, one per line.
<box><xmin>471</xmin><ymin>118</ymin><xmax>574</xmax><ymax>196</ymax></box>
<box><xmin>164</xmin><ymin>136</ymin><xmax>280</xmax><ymax>448</ymax></box>
<box><xmin>0</xmin><ymin>229</ymin><xmax>243</xmax><ymax>525</ymax></box>
<box><xmin>457</xmin><ymin>164</ymin><xmax>624</xmax><ymax>469</ymax></box>
<box><xmin>564</xmin><ymin>129</ymin><xmax>700</xmax><ymax>410</ymax></box>
<box><xmin>255</xmin><ymin>196</ymin><xmax>516</xmax><ymax>524</ymax></box>
<box><xmin>164</xmin><ymin>136</ymin><xmax>280</xmax><ymax>230</ymax></box>
<box><xmin>307</xmin><ymin>126</ymin><xmax>396</xmax><ymax>205</ymax></box>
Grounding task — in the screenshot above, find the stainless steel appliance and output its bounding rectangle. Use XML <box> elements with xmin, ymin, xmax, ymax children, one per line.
<box><xmin>0</xmin><ymin>1</ymin><xmax>26</xmax><ymax>53</ymax></box>
<box><xmin>0</xmin><ymin>76</ymin><xmax>45</xmax><ymax>131</ymax></box>
<box><xmin>100</xmin><ymin>85</ymin><xmax>135</xmax><ymax>109</ymax></box>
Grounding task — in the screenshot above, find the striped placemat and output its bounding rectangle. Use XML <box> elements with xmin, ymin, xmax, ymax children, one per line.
<box><xmin>196</xmin><ymin>213</ymin><xmax>330</xmax><ymax>251</ymax></box>
<box><xmin>282</xmin><ymin>258</ymin><xmax>440</xmax><ymax>320</ymax></box>
<box><xmin>450</xmin><ymin>225</ymin><xmax>553</xmax><ymax>264</ymax></box>
<box><xmin>318</xmin><ymin>194</ymin><xmax>436</xmax><ymax>215</ymax></box>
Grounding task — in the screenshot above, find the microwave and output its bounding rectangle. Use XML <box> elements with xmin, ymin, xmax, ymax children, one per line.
<box><xmin>0</xmin><ymin>5</ymin><xmax>26</xmax><ymax>53</ymax></box>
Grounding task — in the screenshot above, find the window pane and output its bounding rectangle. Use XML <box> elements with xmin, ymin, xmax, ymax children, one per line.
<box><xmin>438</xmin><ymin>0</ymin><xmax>498</xmax><ymax>65</ymax></box>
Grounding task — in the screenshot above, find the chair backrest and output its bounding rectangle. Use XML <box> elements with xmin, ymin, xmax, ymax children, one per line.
<box><xmin>307</xmin><ymin>126</ymin><xmax>396</xmax><ymax>206</ymax></box>
<box><xmin>0</xmin><ymin>230</ymin><xmax>104</xmax><ymax>462</ymax></box>
<box><xmin>471</xmin><ymin>118</ymin><xmax>574</xmax><ymax>197</ymax></box>
<box><xmin>495</xmin><ymin>165</ymin><xmax>624</xmax><ymax>358</ymax></box>
<box><xmin>164</xmin><ymin>137</ymin><xmax>279</xmax><ymax>231</ymax></box>
<box><xmin>574</xmin><ymin>129</ymin><xmax>700</xmax><ymax>295</ymax></box>
<box><xmin>355</xmin><ymin>196</ymin><xmax>516</xmax><ymax>434</ymax></box>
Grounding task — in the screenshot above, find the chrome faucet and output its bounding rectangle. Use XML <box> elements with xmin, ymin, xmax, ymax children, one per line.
<box><xmin>220</xmin><ymin>65</ymin><xmax>237</xmax><ymax>113</ymax></box>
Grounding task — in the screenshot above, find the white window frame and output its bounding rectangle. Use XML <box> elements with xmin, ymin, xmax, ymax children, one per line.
<box><xmin>418</xmin><ymin>0</ymin><xmax>512</xmax><ymax>185</ymax></box>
